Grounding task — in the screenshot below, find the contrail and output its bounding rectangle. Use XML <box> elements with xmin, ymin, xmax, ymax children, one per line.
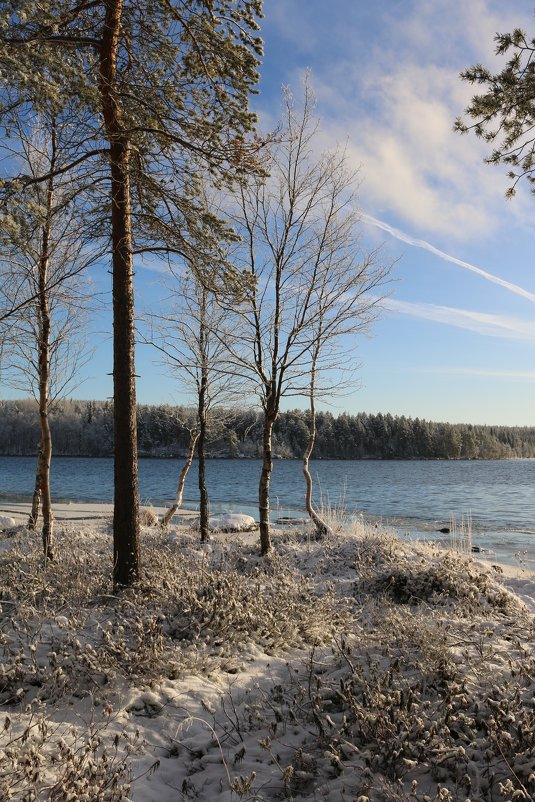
<box><xmin>362</xmin><ymin>213</ymin><xmax>535</xmax><ymax>304</ymax></box>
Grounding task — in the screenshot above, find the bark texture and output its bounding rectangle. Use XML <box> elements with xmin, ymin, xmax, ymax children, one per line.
<box><xmin>37</xmin><ymin>258</ymin><xmax>54</xmax><ymax>561</ymax></box>
<box><xmin>198</xmin><ymin>393</ymin><xmax>209</xmax><ymax>542</ymax></box>
<box><xmin>198</xmin><ymin>295</ymin><xmax>209</xmax><ymax>543</ymax></box>
<box><xmin>259</xmin><ymin>394</ymin><xmax>277</xmax><ymax>555</ymax></box>
<box><xmin>100</xmin><ymin>0</ymin><xmax>140</xmax><ymax>587</ymax></box>
<box><xmin>28</xmin><ymin>446</ymin><xmax>42</xmax><ymax>530</ymax></box>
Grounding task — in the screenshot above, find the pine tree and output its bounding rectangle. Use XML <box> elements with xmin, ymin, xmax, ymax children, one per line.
<box><xmin>0</xmin><ymin>0</ymin><xmax>262</xmax><ymax>585</ymax></box>
<box><xmin>456</xmin><ymin>25</ymin><xmax>535</xmax><ymax>197</ymax></box>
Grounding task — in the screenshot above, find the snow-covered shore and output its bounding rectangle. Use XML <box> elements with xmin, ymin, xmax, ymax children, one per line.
<box><xmin>0</xmin><ymin>501</ymin><xmax>197</xmax><ymax>524</ymax></box>
<box><xmin>1</xmin><ymin>505</ymin><xmax>534</xmax><ymax>802</ymax></box>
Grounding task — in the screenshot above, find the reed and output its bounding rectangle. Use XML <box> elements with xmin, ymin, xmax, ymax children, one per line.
<box><xmin>448</xmin><ymin>511</ymin><xmax>473</xmax><ymax>555</ymax></box>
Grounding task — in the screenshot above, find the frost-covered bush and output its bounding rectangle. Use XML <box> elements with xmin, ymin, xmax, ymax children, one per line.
<box><xmin>0</xmin><ymin>526</ymin><xmax>347</xmax><ymax>703</ymax></box>
<box><xmin>314</xmin><ymin>637</ymin><xmax>535</xmax><ymax>801</ymax></box>
<box><xmin>236</xmin><ymin>600</ymin><xmax>535</xmax><ymax>802</ymax></box>
<box><xmin>185</xmin><ymin>532</ymin><xmax>533</xmax><ymax>802</ymax></box>
<box><xmin>1</xmin><ymin>520</ymin><xmax>534</xmax><ymax>802</ymax></box>
<box><xmin>0</xmin><ymin>713</ymin><xmax>137</xmax><ymax>802</ymax></box>
<box><xmin>353</xmin><ymin>529</ymin><xmax>405</xmax><ymax>570</ymax></box>
<box><xmin>139</xmin><ymin>506</ymin><xmax>158</xmax><ymax>527</ymax></box>
<box><xmin>357</xmin><ymin>548</ymin><xmax>519</xmax><ymax>614</ymax></box>
<box><xmin>140</xmin><ymin>542</ymin><xmax>347</xmax><ymax>659</ymax></box>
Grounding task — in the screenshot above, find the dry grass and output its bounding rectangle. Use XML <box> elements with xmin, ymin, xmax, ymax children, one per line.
<box><xmin>139</xmin><ymin>506</ymin><xmax>159</xmax><ymax>527</ymax></box>
<box><xmin>1</xmin><ymin>520</ymin><xmax>534</xmax><ymax>802</ymax></box>
<box><xmin>0</xmin><ymin>525</ymin><xmax>347</xmax><ymax>700</ymax></box>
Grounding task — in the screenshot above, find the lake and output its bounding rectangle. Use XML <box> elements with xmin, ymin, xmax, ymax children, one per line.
<box><xmin>1</xmin><ymin>456</ymin><xmax>534</xmax><ymax>566</ymax></box>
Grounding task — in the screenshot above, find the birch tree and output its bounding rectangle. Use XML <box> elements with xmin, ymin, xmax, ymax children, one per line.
<box><xmin>149</xmin><ymin>270</ymin><xmax>241</xmax><ymax>541</ymax></box>
<box><xmin>221</xmin><ymin>84</ymin><xmax>390</xmax><ymax>554</ymax></box>
<box><xmin>0</xmin><ymin>0</ymin><xmax>262</xmax><ymax>586</ymax></box>
<box><xmin>301</xmin><ymin>252</ymin><xmax>389</xmax><ymax>538</ymax></box>
<box><xmin>0</xmin><ymin>111</ymin><xmax>96</xmax><ymax>559</ymax></box>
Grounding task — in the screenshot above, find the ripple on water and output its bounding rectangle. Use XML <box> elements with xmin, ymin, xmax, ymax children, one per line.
<box><xmin>1</xmin><ymin>456</ymin><xmax>534</xmax><ymax>563</ymax></box>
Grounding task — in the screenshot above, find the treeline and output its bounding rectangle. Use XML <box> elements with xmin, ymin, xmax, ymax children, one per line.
<box><xmin>1</xmin><ymin>398</ymin><xmax>535</xmax><ymax>460</ymax></box>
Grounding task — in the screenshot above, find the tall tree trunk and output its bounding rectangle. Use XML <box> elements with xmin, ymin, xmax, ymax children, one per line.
<box><xmin>198</xmin><ymin>374</ymin><xmax>209</xmax><ymax>543</ymax></box>
<box><xmin>38</xmin><ymin>322</ymin><xmax>54</xmax><ymax>562</ymax></box>
<box><xmin>36</xmin><ymin>272</ymin><xmax>54</xmax><ymax>560</ymax></box>
<box><xmin>160</xmin><ymin>429</ymin><xmax>199</xmax><ymax>529</ymax></box>
<box><xmin>100</xmin><ymin>0</ymin><xmax>140</xmax><ymax>587</ymax></box>
<box><xmin>198</xmin><ymin>291</ymin><xmax>209</xmax><ymax>543</ymax></box>
<box><xmin>303</xmin><ymin>360</ymin><xmax>332</xmax><ymax>538</ymax></box>
<box><xmin>259</xmin><ymin>402</ymin><xmax>277</xmax><ymax>555</ymax></box>
<box><xmin>34</xmin><ymin>127</ymin><xmax>56</xmax><ymax>561</ymax></box>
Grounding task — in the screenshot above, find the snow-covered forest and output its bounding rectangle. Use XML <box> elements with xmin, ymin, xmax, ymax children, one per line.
<box><xmin>2</xmin><ymin>399</ymin><xmax>535</xmax><ymax>460</ymax></box>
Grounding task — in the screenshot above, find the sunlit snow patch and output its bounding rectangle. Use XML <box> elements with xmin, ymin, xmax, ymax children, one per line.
<box><xmin>207</xmin><ymin>513</ymin><xmax>257</xmax><ymax>532</ymax></box>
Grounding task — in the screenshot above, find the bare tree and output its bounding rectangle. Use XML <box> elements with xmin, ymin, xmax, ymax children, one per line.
<box><xmin>159</xmin><ymin>408</ymin><xmax>199</xmax><ymax>530</ymax></box>
<box><xmin>0</xmin><ymin>113</ymin><xmax>96</xmax><ymax>559</ymax></box>
<box><xmin>301</xmin><ymin>250</ymin><xmax>390</xmax><ymax>537</ymax></box>
<box><xmin>220</xmin><ymin>83</ymin><xmax>391</xmax><ymax>554</ymax></box>
<box><xmin>148</xmin><ymin>269</ymin><xmax>242</xmax><ymax>541</ymax></box>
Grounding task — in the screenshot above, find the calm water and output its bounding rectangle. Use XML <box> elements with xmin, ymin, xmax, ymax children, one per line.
<box><xmin>1</xmin><ymin>457</ymin><xmax>534</xmax><ymax>564</ymax></box>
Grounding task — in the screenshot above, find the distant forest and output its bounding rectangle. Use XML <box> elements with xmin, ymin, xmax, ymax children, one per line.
<box><xmin>1</xmin><ymin>398</ymin><xmax>535</xmax><ymax>460</ymax></box>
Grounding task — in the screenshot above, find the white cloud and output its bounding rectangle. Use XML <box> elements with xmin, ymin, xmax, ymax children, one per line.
<box><xmin>318</xmin><ymin>63</ymin><xmax>513</xmax><ymax>240</ymax></box>
<box><xmin>387</xmin><ymin>297</ymin><xmax>535</xmax><ymax>341</ymax></box>
<box><xmin>275</xmin><ymin>0</ymin><xmax>535</xmax><ymax>241</ymax></box>
<box><xmin>439</xmin><ymin>367</ymin><xmax>535</xmax><ymax>380</ymax></box>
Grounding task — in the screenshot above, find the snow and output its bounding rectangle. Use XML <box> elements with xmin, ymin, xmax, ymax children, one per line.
<box><xmin>0</xmin><ymin>515</ymin><xmax>16</xmax><ymax>528</ymax></box>
<box><xmin>207</xmin><ymin>513</ymin><xmax>257</xmax><ymax>532</ymax></box>
<box><xmin>1</xmin><ymin>504</ymin><xmax>535</xmax><ymax>802</ymax></box>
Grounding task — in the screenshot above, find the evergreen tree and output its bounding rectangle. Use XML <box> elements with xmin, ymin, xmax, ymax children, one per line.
<box><xmin>456</xmin><ymin>24</ymin><xmax>535</xmax><ymax>197</ymax></box>
<box><xmin>0</xmin><ymin>0</ymin><xmax>262</xmax><ymax>585</ymax></box>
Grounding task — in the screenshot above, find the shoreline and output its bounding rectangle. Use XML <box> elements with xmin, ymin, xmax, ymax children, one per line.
<box><xmin>2</xmin><ymin>460</ymin><xmax>534</xmax><ymax>552</ymax></box>
<box><xmin>1</xmin><ymin>499</ymin><xmax>532</xmax><ymax>581</ymax></box>
<box><xmin>3</xmin><ymin>453</ymin><xmax>535</xmax><ymax>461</ymax></box>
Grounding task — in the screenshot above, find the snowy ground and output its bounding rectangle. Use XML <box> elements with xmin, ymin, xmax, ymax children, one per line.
<box><xmin>1</xmin><ymin>505</ymin><xmax>535</xmax><ymax>802</ymax></box>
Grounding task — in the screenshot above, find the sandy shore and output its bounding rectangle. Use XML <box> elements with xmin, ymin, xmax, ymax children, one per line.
<box><xmin>0</xmin><ymin>500</ymin><xmax>199</xmax><ymax>524</ymax></box>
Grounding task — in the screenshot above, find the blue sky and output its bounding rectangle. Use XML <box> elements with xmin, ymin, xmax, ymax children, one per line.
<box><xmin>7</xmin><ymin>0</ymin><xmax>535</xmax><ymax>426</ymax></box>
<box><xmin>253</xmin><ymin>0</ymin><xmax>535</xmax><ymax>426</ymax></box>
